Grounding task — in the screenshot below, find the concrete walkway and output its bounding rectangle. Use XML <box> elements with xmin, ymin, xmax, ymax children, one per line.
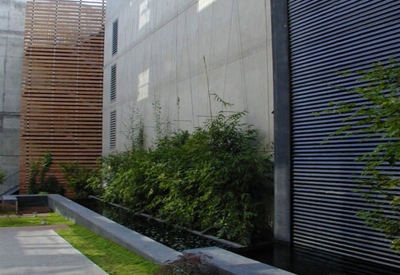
<box><xmin>0</xmin><ymin>226</ymin><xmax>108</xmax><ymax>275</ymax></box>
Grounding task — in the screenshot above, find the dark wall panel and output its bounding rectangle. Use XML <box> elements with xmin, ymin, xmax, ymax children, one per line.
<box><xmin>288</xmin><ymin>0</ymin><xmax>400</xmax><ymax>270</ymax></box>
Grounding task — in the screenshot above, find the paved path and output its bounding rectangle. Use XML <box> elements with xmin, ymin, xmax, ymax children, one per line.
<box><xmin>0</xmin><ymin>226</ymin><xmax>108</xmax><ymax>275</ymax></box>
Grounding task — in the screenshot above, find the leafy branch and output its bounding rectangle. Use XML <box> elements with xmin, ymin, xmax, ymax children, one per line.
<box><xmin>322</xmin><ymin>59</ymin><xmax>400</xmax><ymax>251</ymax></box>
<box><xmin>0</xmin><ymin>170</ymin><xmax>4</xmax><ymax>186</ymax></box>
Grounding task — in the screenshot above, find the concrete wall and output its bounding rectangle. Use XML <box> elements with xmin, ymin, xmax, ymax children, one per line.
<box><xmin>0</xmin><ymin>0</ymin><xmax>26</xmax><ymax>194</ymax></box>
<box><xmin>103</xmin><ymin>0</ymin><xmax>274</xmax><ymax>153</ymax></box>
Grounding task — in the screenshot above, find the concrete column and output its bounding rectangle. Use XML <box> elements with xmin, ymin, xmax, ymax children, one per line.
<box><xmin>271</xmin><ymin>0</ymin><xmax>291</xmax><ymax>243</ymax></box>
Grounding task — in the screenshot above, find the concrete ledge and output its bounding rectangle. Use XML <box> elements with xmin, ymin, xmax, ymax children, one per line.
<box><xmin>1</xmin><ymin>195</ymin><xmax>18</xmax><ymax>212</ymax></box>
<box><xmin>48</xmin><ymin>194</ymin><xmax>182</xmax><ymax>264</ymax></box>
<box><xmin>47</xmin><ymin>195</ymin><xmax>296</xmax><ymax>275</ymax></box>
<box><xmin>1</xmin><ymin>195</ymin><xmax>17</xmax><ymax>203</ymax></box>
<box><xmin>16</xmin><ymin>195</ymin><xmax>51</xmax><ymax>214</ymax></box>
<box><xmin>186</xmin><ymin>247</ymin><xmax>296</xmax><ymax>275</ymax></box>
<box><xmin>17</xmin><ymin>195</ymin><xmax>47</xmax><ymax>206</ymax></box>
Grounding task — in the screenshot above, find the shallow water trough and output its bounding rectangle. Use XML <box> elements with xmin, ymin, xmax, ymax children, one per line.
<box><xmin>11</xmin><ymin>194</ymin><xmax>398</xmax><ymax>275</ymax></box>
<box><xmin>47</xmin><ymin>194</ymin><xmax>295</xmax><ymax>275</ymax></box>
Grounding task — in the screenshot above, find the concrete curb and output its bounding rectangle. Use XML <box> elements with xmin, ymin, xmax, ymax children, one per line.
<box><xmin>46</xmin><ymin>194</ymin><xmax>296</xmax><ymax>274</ymax></box>
<box><xmin>186</xmin><ymin>247</ymin><xmax>296</xmax><ymax>275</ymax></box>
<box><xmin>48</xmin><ymin>194</ymin><xmax>182</xmax><ymax>264</ymax></box>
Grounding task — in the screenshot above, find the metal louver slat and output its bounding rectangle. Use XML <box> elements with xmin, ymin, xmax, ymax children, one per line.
<box><xmin>112</xmin><ymin>19</ymin><xmax>118</xmax><ymax>55</ymax></box>
<box><xmin>288</xmin><ymin>0</ymin><xmax>400</xmax><ymax>271</ymax></box>
<box><xmin>110</xmin><ymin>110</ymin><xmax>116</xmax><ymax>149</ymax></box>
<box><xmin>110</xmin><ymin>64</ymin><xmax>116</xmax><ymax>101</ymax></box>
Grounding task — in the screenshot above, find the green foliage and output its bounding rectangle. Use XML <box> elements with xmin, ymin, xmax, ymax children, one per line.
<box><xmin>60</xmin><ymin>162</ymin><xmax>95</xmax><ymax>198</ymax></box>
<box><xmin>323</xmin><ymin>59</ymin><xmax>400</xmax><ymax>251</ymax></box>
<box><xmin>155</xmin><ymin>252</ymin><xmax>218</xmax><ymax>275</ymax></box>
<box><xmin>125</xmin><ymin>105</ymin><xmax>145</xmax><ymax>151</ymax></box>
<box><xmin>28</xmin><ymin>161</ymin><xmax>39</xmax><ymax>192</ymax></box>
<box><xmin>28</xmin><ymin>151</ymin><xmax>65</xmax><ymax>195</ymax></box>
<box><xmin>41</xmin><ymin>175</ymin><xmax>64</xmax><ymax>195</ymax></box>
<box><xmin>40</xmin><ymin>151</ymin><xmax>52</xmax><ymax>184</ymax></box>
<box><xmin>91</xmin><ymin>103</ymin><xmax>273</xmax><ymax>245</ymax></box>
<box><xmin>153</xmin><ymin>94</ymin><xmax>171</xmax><ymax>143</ymax></box>
<box><xmin>0</xmin><ymin>169</ymin><xmax>4</xmax><ymax>185</ymax></box>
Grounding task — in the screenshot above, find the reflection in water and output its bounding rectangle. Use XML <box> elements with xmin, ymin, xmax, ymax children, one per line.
<box><xmin>77</xmin><ymin>198</ymin><xmax>233</xmax><ymax>252</ymax></box>
<box><xmin>235</xmin><ymin>241</ymin><xmax>400</xmax><ymax>275</ymax></box>
<box><xmin>77</xmin><ymin>199</ymin><xmax>400</xmax><ymax>275</ymax></box>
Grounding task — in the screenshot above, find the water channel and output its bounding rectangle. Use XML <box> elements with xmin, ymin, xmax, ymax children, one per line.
<box><xmin>76</xmin><ymin>198</ymin><xmax>399</xmax><ymax>275</ymax></box>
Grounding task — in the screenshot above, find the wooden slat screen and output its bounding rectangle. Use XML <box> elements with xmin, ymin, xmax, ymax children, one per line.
<box><xmin>19</xmin><ymin>0</ymin><xmax>106</xmax><ymax>197</ymax></box>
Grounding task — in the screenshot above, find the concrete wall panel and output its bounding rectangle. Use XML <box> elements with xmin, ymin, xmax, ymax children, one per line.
<box><xmin>6</xmin><ymin>37</ymin><xmax>24</xmax><ymax>57</ymax></box>
<box><xmin>8</xmin><ymin>5</ymin><xmax>25</xmax><ymax>30</ymax></box>
<box><xmin>103</xmin><ymin>0</ymin><xmax>274</xmax><ymax>154</ymax></box>
<box><xmin>0</xmin><ymin>0</ymin><xmax>26</xmax><ymax>194</ymax></box>
<box><xmin>0</xmin><ymin>36</ymin><xmax>7</xmax><ymax>54</ymax></box>
<box><xmin>3</xmin><ymin>116</ymin><xmax>19</xmax><ymax>130</ymax></box>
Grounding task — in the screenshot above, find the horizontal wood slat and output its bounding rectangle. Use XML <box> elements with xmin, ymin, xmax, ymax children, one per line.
<box><xmin>20</xmin><ymin>0</ymin><xmax>106</xmax><ymax>198</ymax></box>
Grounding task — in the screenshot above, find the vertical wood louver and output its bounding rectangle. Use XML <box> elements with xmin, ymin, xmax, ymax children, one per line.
<box><xmin>110</xmin><ymin>64</ymin><xmax>116</xmax><ymax>101</ymax></box>
<box><xmin>109</xmin><ymin>110</ymin><xmax>116</xmax><ymax>149</ymax></box>
<box><xmin>19</xmin><ymin>0</ymin><xmax>106</xmax><ymax>197</ymax></box>
<box><xmin>112</xmin><ymin>19</ymin><xmax>118</xmax><ymax>55</ymax></box>
<box><xmin>288</xmin><ymin>0</ymin><xmax>400</xmax><ymax>271</ymax></box>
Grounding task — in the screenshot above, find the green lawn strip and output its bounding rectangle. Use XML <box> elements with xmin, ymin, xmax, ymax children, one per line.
<box><xmin>0</xmin><ymin>213</ymin><xmax>161</xmax><ymax>275</ymax></box>
<box><xmin>0</xmin><ymin>212</ymin><xmax>71</xmax><ymax>227</ymax></box>
<box><xmin>56</xmin><ymin>225</ymin><xmax>161</xmax><ymax>275</ymax></box>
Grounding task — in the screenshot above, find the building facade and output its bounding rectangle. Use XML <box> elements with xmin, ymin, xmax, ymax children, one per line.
<box><xmin>0</xmin><ymin>0</ymin><xmax>396</xmax><ymax>273</ymax></box>
<box><xmin>103</xmin><ymin>0</ymin><xmax>274</xmax><ymax>154</ymax></box>
<box><xmin>0</xmin><ymin>0</ymin><xmax>26</xmax><ymax>195</ymax></box>
<box><xmin>105</xmin><ymin>0</ymin><xmax>400</xmax><ymax>272</ymax></box>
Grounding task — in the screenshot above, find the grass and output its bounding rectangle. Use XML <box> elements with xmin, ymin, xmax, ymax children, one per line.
<box><xmin>56</xmin><ymin>225</ymin><xmax>160</xmax><ymax>275</ymax></box>
<box><xmin>0</xmin><ymin>212</ymin><xmax>70</xmax><ymax>227</ymax></box>
<box><xmin>0</xmin><ymin>212</ymin><xmax>161</xmax><ymax>275</ymax></box>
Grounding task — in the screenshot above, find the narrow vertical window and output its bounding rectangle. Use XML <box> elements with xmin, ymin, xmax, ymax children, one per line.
<box><xmin>110</xmin><ymin>110</ymin><xmax>116</xmax><ymax>149</ymax></box>
<box><xmin>112</xmin><ymin>19</ymin><xmax>118</xmax><ymax>55</ymax></box>
<box><xmin>110</xmin><ymin>64</ymin><xmax>117</xmax><ymax>101</ymax></box>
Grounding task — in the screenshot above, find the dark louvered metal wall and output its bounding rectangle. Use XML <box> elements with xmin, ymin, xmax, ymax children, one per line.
<box><xmin>288</xmin><ymin>0</ymin><xmax>400</xmax><ymax>270</ymax></box>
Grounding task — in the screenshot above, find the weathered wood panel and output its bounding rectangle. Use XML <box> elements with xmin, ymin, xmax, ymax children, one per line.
<box><xmin>20</xmin><ymin>0</ymin><xmax>106</xmax><ymax>197</ymax></box>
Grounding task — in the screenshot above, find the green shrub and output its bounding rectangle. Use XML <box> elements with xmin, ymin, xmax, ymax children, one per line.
<box><xmin>28</xmin><ymin>152</ymin><xmax>65</xmax><ymax>195</ymax></box>
<box><xmin>91</xmin><ymin>108</ymin><xmax>273</xmax><ymax>245</ymax></box>
<box><xmin>60</xmin><ymin>162</ymin><xmax>95</xmax><ymax>198</ymax></box>
<box><xmin>156</xmin><ymin>252</ymin><xmax>218</xmax><ymax>275</ymax></box>
<box><xmin>0</xmin><ymin>169</ymin><xmax>4</xmax><ymax>185</ymax></box>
